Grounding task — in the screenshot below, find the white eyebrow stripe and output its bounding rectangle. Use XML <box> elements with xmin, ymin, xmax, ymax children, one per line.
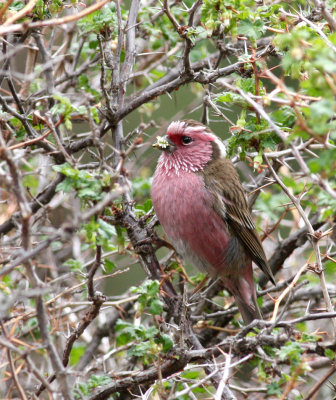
<box><xmin>214</xmin><ymin>137</ymin><xmax>227</xmax><ymax>158</ymax></box>
<box><xmin>184</xmin><ymin>125</ymin><xmax>204</xmax><ymax>134</ymax></box>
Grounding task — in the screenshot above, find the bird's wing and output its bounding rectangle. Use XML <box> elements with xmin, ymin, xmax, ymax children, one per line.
<box><xmin>204</xmin><ymin>159</ymin><xmax>275</xmax><ymax>284</ymax></box>
<box><xmin>221</xmin><ymin>191</ymin><xmax>275</xmax><ymax>284</ymax></box>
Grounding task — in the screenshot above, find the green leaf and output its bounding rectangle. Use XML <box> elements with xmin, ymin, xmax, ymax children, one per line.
<box><xmin>35</xmin><ymin>0</ymin><xmax>44</xmax><ymax>18</ymax></box>
<box><xmin>97</xmin><ymin>219</ymin><xmax>117</xmax><ymax>240</ymax></box>
<box><xmin>309</xmin><ymin>99</ymin><xmax>335</xmax><ymax>120</ymax></box>
<box><xmin>148</xmin><ymin>298</ymin><xmax>163</xmax><ymax>315</ymax></box>
<box><xmin>325</xmin><ymin>349</ymin><xmax>335</xmax><ymax>360</ymax></box>
<box><xmin>267</xmin><ymin>382</ymin><xmax>282</xmax><ymax>396</ymax></box>
<box><xmin>103</xmin><ymin>259</ymin><xmax>116</xmax><ymax>274</ymax></box>
<box><xmin>277</xmin><ymin>342</ymin><xmax>303</xmax><ymax>365</ymax></box>
<box><xmin>143</xmin><ymin>198</ymin><xmax>153</xmax><ymax>213</ymax></box>
<box><xmin>9</xmin><ymin>0</ymin><xmax>25</xmax><ymax>11</ymax></box>
<box><xmin>141</xmin><ymin>325</ymin><xmax>158</xmax><ymax>339</ymax></box>
<box><xmin>216</xmin><ymin>92</ymin><xmax>246</xmax><ymax>105</ymax></box>
<box><xmin>90</xmin><ymin>107</ymin><xmax>100</xmax><ymax>123</ymax></box>
<box><xmin>77</xmin><ymin>188</ymin><xmax>100</xmax><ymax>199</ymax></box>
<box><xmin>69</xmin><ymin>344</ymin><xmax>85</xmax><ymax>366</ymax></box>
<box><xmin>131</xmin><ymin>280</ymin><xmax>159</xmax><ymax>296</ymax></box>
<box><xmin>63</xmin><ymin>259</ymin><xmax>83</xmax><ymax>271</ymax></box>
<box><xmin>157</xmin><ymin>334</ymin><xmax>173</xmax><ymax>353</ymax></box>
<box><xmin>78</xmin><ymin>3</ymin><xmax>117</xmax><ymax>34</ymax></box>
<box><xmin>55</xmin><ymin>178</ymin><xmax>74</xmax><ymax>193</ymax></box>
<box><xmin>238</xmin><ymin>19</ymin><xmax>265</xmax><ymax>41</ymax></box>
<box><xmin>236</xmin><ymin>77</ymin><xmax>257</xmax><ymax>94</ymax></box>
<box><xmin>129</xmin><ymin>341</ymin><xmax>151</xmax><ymax>357</ymax></box>
<box><xmin>51</xmin><ymin>94</ymin><xmax>75</xmax><ymax>130</ymax></box>
<box><xmin>181</xmin><ymin>370</ymin><xmax>201</xmax><ymax>380</ymax></box>
<box><xmin>87</xmin><ymin>374</ymin><xmax>112</xmax><ymax>388</ymax></box>
<box><xmin>146</xmin><ymin>280</ymin><xmax>160</xmax><ymax>296</ymax></box>
<box><xmin>272</xmin><ymin>106</ymin><xmax>296</xmax><ymax>128</ymax></box>
<box><xmin>299</xmin><ymin>332</ymin><xmax>320</xmax><ymax>343</ymax></box>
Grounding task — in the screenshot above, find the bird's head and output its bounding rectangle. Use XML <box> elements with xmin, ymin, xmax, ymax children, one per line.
<box><xmin>153</xmin><ymin>120</ymin><xmax>226</xmax><ymax>174</ymax></box>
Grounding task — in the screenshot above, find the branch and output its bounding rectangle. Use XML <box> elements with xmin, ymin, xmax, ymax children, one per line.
<box><xmin>1</xmin><ymin>324</ymin><xmax>28</xmax><ymax>400</ymax></box>
<box><xmin>1</xmin><ymin>0</ymin><xmax>36</xmax><ymax>27</ymax></box>
<box><xmin>303</xmin><ymin>365</ymin><xmax>336</xmax><ymax>400</ymax></box>
<box><xmin>0</xmin><ymin>173</ymin><xmax>64</xmax><ymax>236</ymax></box>
<box><xmin>259</xmin><ymin>217</ymin><xmax>324</xmax><ymax>286</ymax></box>
<box><xmin>312</xmin><ymin>0</ymin><xmax>336</xmax><ymax>32</ymax></box>
<box><xmin>218</xmin><ymin>80</ymin><xmax>288</xmax><ymax>143</ymax></box>
<box><xmin>121</xmin><ymin>0</ymin><xmax>140</xmax><ymax>95</ymax></box>
<box><xmin>265</xmin><ymin>156</ymin><xmax>336</xmax><ymax>334</ymax></box>
<box><xmin>0</xmin><ymin>0</ymin><xmax>110</xmax><ymax>35</ymax></box>
<box><xmin>88</xmin><ymin>349</ymin><xmax>188</xmax><ymax>400</ymax></box>
<box><xmin>115</xmin><ymin>60</ymin><xmax>245</xmax><ymax>123</ymax></box>
<box><xmin>0</xmin><ymin>233</ymin><xmax>61</xmax><ymax>277</ymax></box>
<box><xmin>88</xmin><ymin>328</ymin><xmax>292</xmax><ymax>400</ymax></box>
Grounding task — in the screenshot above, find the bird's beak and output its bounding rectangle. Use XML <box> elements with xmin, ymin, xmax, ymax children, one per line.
<box><xmin>152</xmin><ymin>135</ymin><xmax>176</xmax><ymax>153</ymax></box>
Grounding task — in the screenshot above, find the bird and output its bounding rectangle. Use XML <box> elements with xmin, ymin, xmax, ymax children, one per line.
<box><xmin>150</xmin><ymin>119</ymin><xmax>275</xmax><ymax>324</ymax></box>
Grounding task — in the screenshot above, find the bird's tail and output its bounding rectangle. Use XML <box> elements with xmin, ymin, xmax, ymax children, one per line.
<box><xmin>223</xmin><ymin>263</ymin><xmax>262</xmax><ymax>325</ymax></box>
<box><xmin>235</xmin><ymin>294</ymin><xmax>262</xmax><ymax>325</ymax></box>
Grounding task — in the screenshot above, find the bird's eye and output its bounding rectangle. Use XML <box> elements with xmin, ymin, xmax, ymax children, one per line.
<box><xmin>181</xmin><ymin>136</ymin><xmax>193</xmax><ymax>145</ymax></box>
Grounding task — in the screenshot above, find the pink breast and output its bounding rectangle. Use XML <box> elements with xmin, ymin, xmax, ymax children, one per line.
<box><xmin>151</xmin><ymin>169</ymin><xmax>230</xmax><ymax>272</ymax></box>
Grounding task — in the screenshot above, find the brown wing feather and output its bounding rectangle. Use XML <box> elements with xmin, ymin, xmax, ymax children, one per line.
<box><xmin>203</xmin><ymin>155</ymin><xmax>275</xmax><ymax>284</ymax></box>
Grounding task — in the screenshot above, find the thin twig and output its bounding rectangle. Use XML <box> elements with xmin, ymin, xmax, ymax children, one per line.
<box><xmin>1</xmin><ymin>0</ymin><xmax>36</xmax><ymax>27</ymax></box>
<box><xmin>0</xmin><ymin>0</ymin><xmax>110</xmax><ymax>35</ymax></box>
<box><xmin>265</xmin><ymin>156</ymin><xmax>336</xmax><ymax>334</ymax></box>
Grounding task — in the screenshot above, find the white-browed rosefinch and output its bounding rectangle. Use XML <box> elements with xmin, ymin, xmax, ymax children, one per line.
<box><xmin>151</xmin><ymin>120</ymin><xmax>275</xmax><ymax>324</ymax></box>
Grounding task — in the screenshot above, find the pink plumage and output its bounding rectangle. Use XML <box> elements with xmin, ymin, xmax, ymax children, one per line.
<box><xmin>151</xmin><ymin>120</ymin><xmax>274</xmax><ymax>324</ymax></box>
